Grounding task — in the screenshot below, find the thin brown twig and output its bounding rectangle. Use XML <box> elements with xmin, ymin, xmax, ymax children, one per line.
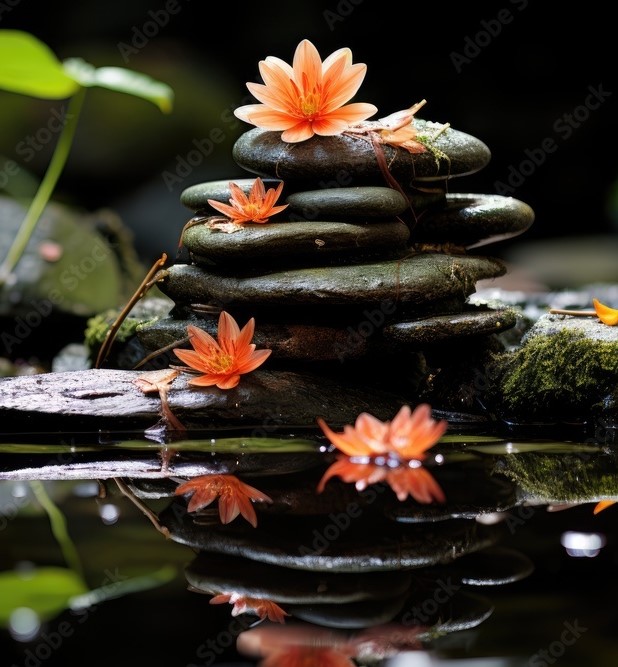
<box><xmin>549</xmin><ymin>308</ymin><xmax>597</xmax><ymax>316</ymax></box>
<box><xmin>113</xmin><ymin>477</ymin><xmax>171</xmax><ymax>539</ymax></box>
<box><xmin>132</xmin><ymin>336</ymin><xmax>190</xmax><ymax>370</ymax></box>
<box><xmin>95</xmin><ymin>253</ymin><xmax>168</xmax><ymax>369</ymax></box>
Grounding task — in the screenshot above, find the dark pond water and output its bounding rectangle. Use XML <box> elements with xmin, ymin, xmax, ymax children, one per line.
<box><xmin>1</xmin><ymin>428</ymin><xmax>617</xmax><ymax>667</ymax></box>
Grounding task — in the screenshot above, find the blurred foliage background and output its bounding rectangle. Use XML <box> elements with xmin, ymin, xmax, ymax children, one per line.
<box><xmin>0</xmin><ymin>0</ymin><xmax>616</xmax><ymax>267</ymax></box>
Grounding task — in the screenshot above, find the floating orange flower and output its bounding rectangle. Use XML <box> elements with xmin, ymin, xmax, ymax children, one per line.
<box><xmin>173</xmin><ymin>311</ymin><xmax>271</xmax><ymax>389</ymax></box>
<box><xmin>593</xmin><ymin>298</ymin><xmax>618</xmax><ymax>326</ymax></box>
<box><xmin>210</xmin><ymin>593</ymin><xmax>289</xmax><ymax>623</ymax></box>
<box><xmin>175</xmin><ymin>474</ymin><xmax>273</xmax><ymax>527</ymax></box>
<box><xmin>317</xmin><ymin>404</ymin><xmax>447</xmax><ymax>504</ymax></box>
<box><xmin>234</xmin><ymin>38</ymin><xmax>377</xmax><ymax>143</ymax></box>
<box><xmin>207</xmin><ymin>178</ymin><xmax>288</xmax><ymax>225</ymax></box>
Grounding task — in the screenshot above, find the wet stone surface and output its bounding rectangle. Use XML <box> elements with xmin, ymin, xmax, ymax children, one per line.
<box><xmin>232</xmin><ymin>121</ymin><xmax>492</xmax><ymax>187</ymax></box>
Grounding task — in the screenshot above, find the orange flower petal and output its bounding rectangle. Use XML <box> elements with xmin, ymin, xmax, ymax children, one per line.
<box><xmin>593</xmin><ymin>500</ymin><xmax>616</xmax><ymax>514</ymax></box>
<box><xmin>593</xmin><ymin>298</ymin><xmax>618</xmax><ymax>326</ymax></box>
<box><xmin>173</xmin><ymin>312</ymin><xmax>271</xmax><ymax>389</ymax></box>
<box><xmin>175</xmin><ymin>474</ymin><xmax>272</xmax><ymax>527</ymax></box>
<box><xmin>234</xmin><ymin>39</ymin><xmax>376</xmax><ymax>142</ymax></box>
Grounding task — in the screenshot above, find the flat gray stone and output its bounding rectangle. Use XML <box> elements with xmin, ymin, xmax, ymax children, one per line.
<box><xmin>383</xmin><ymin>307</ymin><xmax>517</xmax><ymax>346</ymax></box>
<box><xmin>0</xmin><ymin>367</ymin><xmax>412</xmax><ymax>433</ymax></box>
<box><xmin>180</xmin><ymin>178</ymin><xmax>284</xmax><ymax>212</ymax></box>
<box><xmin>232</xmin><ymin>121</ymin><xmax>491</xmax><ymax>186</ymax></box>
<box><xmin>285</xmin><ymin>186</ymin><xmax>408</xmax><ymax>220</ymax></box>
<box><xmin>414</xmin><ymin>193</ymin><xmax>535</xmax><ymax>248</ymax></box>
<box><xmin>159</xmin><ymin>254</ymin><xmax>506</xmax><ymax>308</ymax></box>
<box><xmin>182</xmin><ymin>219</ymin><xmax>409</xmax><ymax>267</ymax></box>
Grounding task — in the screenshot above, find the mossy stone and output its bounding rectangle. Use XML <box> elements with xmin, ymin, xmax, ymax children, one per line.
<box><xmin>493</xmin><ymin>314</ymin><xmax>618</xmax><ymax>421</ymax></box>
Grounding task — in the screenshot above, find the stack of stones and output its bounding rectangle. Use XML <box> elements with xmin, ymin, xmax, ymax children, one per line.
<box><xmin>138</xmin><ymin>121</ymin><xmax>535</xmax><ymax>416</ymax></box>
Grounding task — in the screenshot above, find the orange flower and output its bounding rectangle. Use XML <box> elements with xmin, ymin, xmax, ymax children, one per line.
<box><xmin>234</xmin><ymin>38</ymin><xmax>377</xmax><ymax>143</ymax></box>
<box><xmin>593</xmin><ymin>298</ymin><xmax>618</xmax><ymax>325</ymax></box>
<box><xmin>317</xmin><ymin>404</ymin><xmax>447</xmax><ymax>460</ymax></box>
<box><xmin>317</xmin><ymin>405</ymin><xmax>447</xmax><ymax>504</ymax></box>
<box><xmin>210</xmin><ymin>593</ymin><xmax>289</xmax><ymax>623</ymax></box>
<box><xmin>173</xmin><ymin>311</ymin><xmax>271</xmax><ymax>389</ymax></box>
<box><xmin>174</xmin><ymin>474</ymin><xmax>273</xmax><ymax>527</ymax></box>
<box><xmin>207</xmin><ymin>178</ymin><xmax>288</xmax><ymax>225</ymax></box>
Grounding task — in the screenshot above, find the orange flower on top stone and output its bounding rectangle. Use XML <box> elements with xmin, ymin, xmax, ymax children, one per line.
<box><xmin>207</xmin><ymin>178</ymin><xmax>288</xmax><ymax>224</ymax></box>
<box><xmin>234</xmin><ymin>39</ymin><xmax>377</xmax><ymax>143</ymax></box>
<box><xmin>317</xmin><ymin>404</ymin><xmax>447</xmax><ymax>504</ymax></box>
<box><xmin>173</xmin><ymin>311</ymin><xmax>271</xmax><ymax>389</ymax></box>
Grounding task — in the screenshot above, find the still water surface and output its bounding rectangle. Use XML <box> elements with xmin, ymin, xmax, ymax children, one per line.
<box><xmin>0</xmin><ymin>430</ymin><xmax>616</xmax><ymax>667</ymax></box>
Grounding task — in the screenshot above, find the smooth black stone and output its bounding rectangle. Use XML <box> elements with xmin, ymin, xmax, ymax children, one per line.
<box><xmin>180</xmin><ymin>178</ymin><xmax>283</xmax><ymax>212</ymax></box>
<box><xmin>288</xmin><ymin>593</ymin><xmax>409</xmax><ymax>629</ymax></box>
<box><xmin>383</xmin><ymin>307</ymin><xmax>517</xmax><ymax>346</ymax></box>
<box><xmin>413</xmin><ymin>193</ymin><xmax>535</xmax><ymax>248</ymax></box>
<box><xmin>137</xmin><ymin>313</ymin><xmax>374</xmax><ymax>362</ymax></box>
<box><xmin>161</xmin><ymin>509</ymin><xmax>499</xmax><ymax>572</ymax></box>
<box><xmin>158</xmin><ymin>254</ymin><xmax>506</xmax><ymax>308</ymax></box>
<box><xmin>384</xmin><ymin>461</ymin><xmax>519</xmax><ymax>523</ymax></box>
<box><xmin>434</xmin><ymin>546</ymin><xmax>535</xmax><ymax>586</ymax></box>
<box><xmin>185</xmin><ymin>552</ymin><xmax>412</xmax><ymax>603</ymax></box>
<box><xmin>232</xmin><ymin>121</ymin><xmax>491</xmax><ymax>186</ymax></box>
<box><xmin>182</xmin><ymin>219</ymin><xmax>409</xmax><ymax>267</ymax></box>
<box><xmin>285</xmin><ymin>186</ymin><xmax>409</xmax><ymax>220</ymax></box>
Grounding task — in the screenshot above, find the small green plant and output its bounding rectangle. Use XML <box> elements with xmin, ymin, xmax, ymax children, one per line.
<box><xmin>0</xmin><ymin>30</ymin><xmax>174</xmax><ymax>286</ymax></box>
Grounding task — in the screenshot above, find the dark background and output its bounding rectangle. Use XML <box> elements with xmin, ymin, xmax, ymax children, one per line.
<box><xmin>1</xmin><ymin>0</ymin><xmax>616</xmax><ymax>266</ymax></box>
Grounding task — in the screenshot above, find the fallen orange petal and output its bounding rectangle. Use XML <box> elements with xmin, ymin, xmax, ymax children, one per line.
<box><xmin>593</xmin><ymin>500</ymin><xmax>616</xmax><ymax>514</ymax></box>
<box><xmin>592</xmin><ymin>298</ymin><xmax>618</xmax><ymax>326</ymax></box>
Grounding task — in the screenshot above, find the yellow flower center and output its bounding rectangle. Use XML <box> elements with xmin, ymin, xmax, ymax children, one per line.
<box><xmin>208</xmin><ymin>352</ymin><xmax>234</xmax><ymax>374</ymax></box>
<box><xmin>299</xmin><ymin>92</ymin><xmax>320</xmax><ymax>118</ymax></box>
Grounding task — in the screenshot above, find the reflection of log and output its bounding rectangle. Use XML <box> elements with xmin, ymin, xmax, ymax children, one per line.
<box><xmin>0</xmin><ymin>367</ymin><xmax>416</xmax><ymax>433</ymax></box>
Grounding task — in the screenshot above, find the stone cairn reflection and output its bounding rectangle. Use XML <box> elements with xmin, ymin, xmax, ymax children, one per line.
<box><xmin>132</xmin><ymin>120</ymin><xmax>537</xmax><ymax>647</ymax></box>
<box><xmin>138</xmin><ymin>120</ymin><xmax>535</xmax><ymax>412</ymax></box>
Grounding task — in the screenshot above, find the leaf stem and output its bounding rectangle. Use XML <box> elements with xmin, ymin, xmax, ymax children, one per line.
<box><xmin>29</xmin><ymin>480</ymin><xmax>84</xmax><ymax>579</ymax></box>
<box><xmin>0</xmin><ymin>88</ymin><xmax>87</xmax><ymax>286</ymax></box>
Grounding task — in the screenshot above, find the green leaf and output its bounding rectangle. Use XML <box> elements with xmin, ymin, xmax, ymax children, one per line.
<box><xmin>63</xmin><ymin>58</ymin><xmax>174</xmax><ymax>113</ymax></box>
<box><xmin>0</xmin><ymin>567</ymin><xmax>88</xmax><ymax>626</ymax></box>
<box><xmin>0</xmin><ymin>30</ymin><xmax>80</xmax><ymax>99</ymax></box>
